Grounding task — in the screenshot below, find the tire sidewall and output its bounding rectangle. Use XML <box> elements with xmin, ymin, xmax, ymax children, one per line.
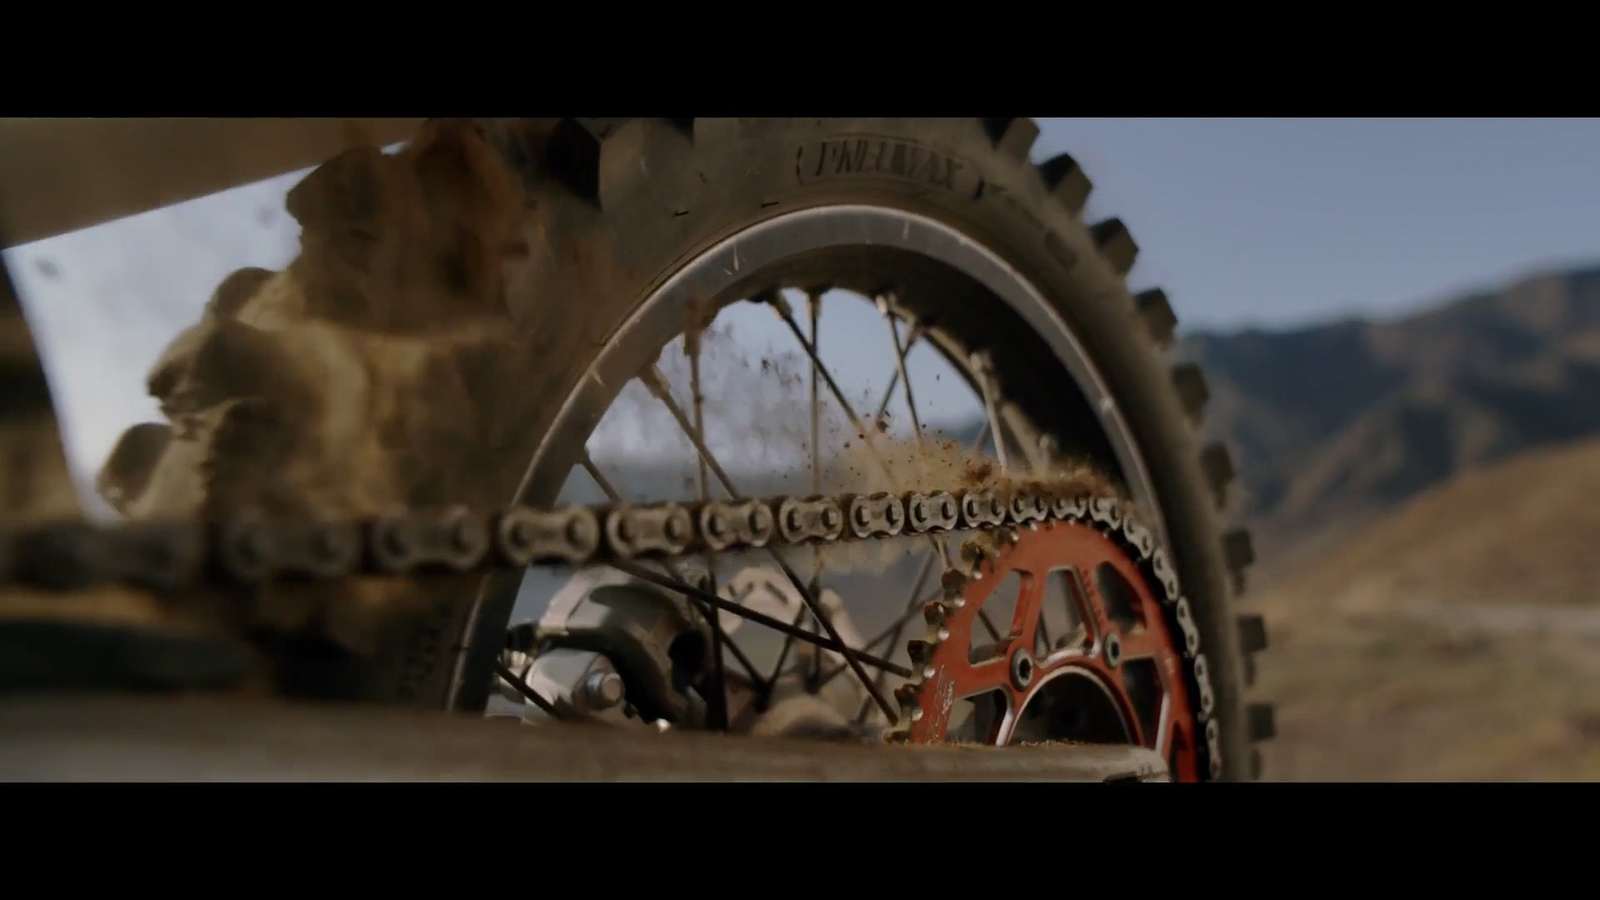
<box><xmin>390</xmin><ymin>118</ymin><xmax>1253</xmax><ymax>780</ymax></box>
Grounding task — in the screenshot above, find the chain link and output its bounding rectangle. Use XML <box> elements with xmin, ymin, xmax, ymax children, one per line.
<box><xmin>0</xmin><ymin>486</ymin><xmax>1084</xmax><ymax>591</ymax></box>
<box><xmin>0</xmin><ymin>480</ymin><xmax>1222</xmax><ymax>777</ymax></box>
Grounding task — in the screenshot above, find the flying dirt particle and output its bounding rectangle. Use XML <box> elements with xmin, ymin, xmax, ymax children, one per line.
<box><xmin>964</xmin><ymin>458</ymin><xmax>994</xmax><ymax>486</ymax></box>
<box><xmin>33</xmin><ymin>257</ymin><xmax>59</xmax><ymax>279</ymax></box>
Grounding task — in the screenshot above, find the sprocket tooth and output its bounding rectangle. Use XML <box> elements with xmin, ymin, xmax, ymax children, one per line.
<box><xmin>940</xmin><ymin>567</ymin><xmax>969</xmax><ymax>596</ymax></box>
<box><xmin>1037</xmin><ymin>152</ymin><xmax>1092</xmax><ymax>215</ymax></box>
<box><xmin>981</xmin><ymin>118</ymin><xmax>1040</xmax><ymax>161</ymax></box>
<box><xmin>906</xmin><ymin>639</ymin><xmax>938</xmax><ymax>666</ymax></box>
<box><xmin>1134</xmin><ymin>288</ymin><xmax>1178</xmax><ymax>349</ymax></box>
<box><xmin>1089</xmin><ymin>218</ymin><xmax>1139</xmax><ymax>277</ymax></box>
<box><xmin>922</xmin><ymin>601</ymin><xmax>947</xmax><ymax>628</ymax></box>
<box><xmin>958</xmin><ymin>539</ymin><xmax>996</xmax><ymax>576</ymax></box>
<box><xmin>893</xmin><ymin>682</ymin><xmax>923</xmax><ymax>705</ymax></box>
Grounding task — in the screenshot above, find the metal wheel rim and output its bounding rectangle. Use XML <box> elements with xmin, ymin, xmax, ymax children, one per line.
<box><xmin>464</xmin><ymin>204</ymin><xmax>1172</xmax><ymax>718</ymax></box>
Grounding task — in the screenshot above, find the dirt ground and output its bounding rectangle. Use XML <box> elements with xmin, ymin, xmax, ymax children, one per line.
<box><xmin>1249</xmin><ymin>436</ymin><xmax>1600</xmax><ymax>781</ymax></box>
<box><xmin>1254</xmin><ymin>602</ymin><xmax>1600</xmax><ymax>781</ymax></box>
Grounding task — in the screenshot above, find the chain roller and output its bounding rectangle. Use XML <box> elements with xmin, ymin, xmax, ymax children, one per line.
<box><xmin>4</xmin><ymin>485</ymin><xmax>1118</xmax><ymax>592</ymax></box>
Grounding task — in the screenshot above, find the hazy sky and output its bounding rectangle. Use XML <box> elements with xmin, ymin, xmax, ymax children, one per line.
<box><xmin>8</xmin><ymin>117</ymin><xmax>1600</xmax><ymax>494</ymax></box>
<box><xmin>1034</xmin><ymin>118</ymin><xmax>1600</xmax><ymax>327</ymax></box>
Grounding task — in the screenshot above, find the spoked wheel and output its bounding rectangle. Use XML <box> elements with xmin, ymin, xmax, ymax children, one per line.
<box><xmin>99</xmin><ymin>118</ymin><xmax>1273</xmax><ymax>781</ymax></box>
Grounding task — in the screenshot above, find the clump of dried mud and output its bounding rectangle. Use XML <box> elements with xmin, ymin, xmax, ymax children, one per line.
<box><xmin>93</xmin><ymin>119</ymin><xmax>546</xmax><ymax>649</ymax></box>
<box><xmin>100</xmin><ymin>119</ymin><xmax>536</xmax><ymax>524</ymax></box>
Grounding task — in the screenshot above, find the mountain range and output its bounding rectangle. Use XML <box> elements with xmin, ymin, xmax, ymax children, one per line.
<box><xmin>1179</xmin><ymin>263</ymin><xmax>1600</xmax><ymax>580</ymax></box>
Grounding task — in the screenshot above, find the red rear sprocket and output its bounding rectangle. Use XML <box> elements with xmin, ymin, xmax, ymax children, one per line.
<box><xmin>887</xmin><ymin>498</ymin><xmax>1217</xmax><ymax>782</ymax></box>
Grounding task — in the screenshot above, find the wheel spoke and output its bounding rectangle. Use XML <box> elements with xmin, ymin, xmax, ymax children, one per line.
<box><xmin>684</xmin><ymin>325</ymin><xmax>729</xmax><ymax>730</ymax></box>
<box><xmin>876</xmin><ymin>294</ymin><xmax>925</xmax><ymax>443</ymax></box>
<box><xmin>805</xmin><ymin>290</ymin><xmax>825</xmax><ymax>688</ymax></box>
<box><xmin>872</xmin><ymin>320</ymin><xmax>925</xmax><ymax>423</ymax></box>
<box><xmin>771</xmin><ymin>291</ymin><xmax>969</xmax><ymax>582</ymax></box>
<box><xmin>580</xmin><ymin>452</ymin><xmax>766</xmax><ymax>695</ymax></box>
<box><xmin>852</xmin><ymin>541</ymin><xmax>940</xmax><ymax>723</ymax></box>
<box><xmin>494</xmin><ymin>661</ymin><xmax>561</xmax><ymax>717</ymax></box>
<box><xmin>638</xmin><ymin>363</ymin><xmax>901</xmax><ymax>722</ymax></box>
<box><xmin>764</xmin><ymin>292</ymin><xmax>899</xmax><ymax>486</ymax></box>
<box><xmin>819</xmin><ymin>580</ymin><xmax>943</xmax><ymax>691</ymax></box>
<box><xmin>828</xmin><ymin>417</ymin><xmax>1001</xmax><ymax>705</ymax></box>
<box><xmin>872</xmin><ymin>294</ymin><xmax>969</xmax><ymax>579</ymax></box>
<box><xmin>640</xmin><ymin>367</ymin><xmax>744</xmax><ymax>498</ymax></box>
<box><xmin>808</xmin><ymin>290</ymin><xmax>824</xmax><ymax>506</ymax></box>
<box><xmin>766</xmin><ymin>603</ymin><xmax>810</xmax><ymax>689</ymax></box>
<box><xmin>609</xmin><ymin>559</ymin><xmax>912</xmax><ymax>679</ymax></box>
<box><xmin>970</xmin><ymin>350</ymin><xmax>1010</xmax><ymax>476</ymax></box>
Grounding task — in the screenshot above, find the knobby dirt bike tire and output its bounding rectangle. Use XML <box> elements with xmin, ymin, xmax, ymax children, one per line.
<box><xmin>112</xmin><ymin>118</ymin><xmax>1273</xmax><ymax>780</ymax></box>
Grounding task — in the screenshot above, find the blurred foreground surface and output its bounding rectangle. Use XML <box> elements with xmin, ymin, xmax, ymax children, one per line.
<box><xmin>0</xmin><ymin>694</ymin><xmax>1166</xmax><ymax>782</ymax></box>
